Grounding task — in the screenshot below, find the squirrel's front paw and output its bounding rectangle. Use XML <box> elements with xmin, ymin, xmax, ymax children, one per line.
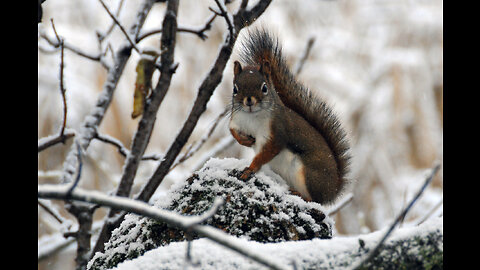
<box><xmin>239</xmin><ymin>167</ymin><xmax>254</xmax><ymax>180</ymax></box>
<box><xmin>230</xmin><ymin>128</ymin><xmax>255</xmax><ymax>147</ymax></box>
<box><xmin>237</xmin><ymin>134</ymin><xmax>255</xmax><ymax>147</ymax></box>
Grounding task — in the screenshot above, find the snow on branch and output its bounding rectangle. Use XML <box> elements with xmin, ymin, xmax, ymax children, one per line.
<box><xmin>92</xmin><ymin>0</ymin><xmax>180</xmax><ymax>256</ymax></box>
<box><xmin>38</xmin><ymin>184</ymin><xmax>290</xmax><ymax>270</ymax></box>
<box><xmin>93</xmin><ymin>131</ymin><xmax>163</xmax><ymax>161</ymax></box>
<box><xmin>49</xmin><ymin>1</ymin><xmax>156</xmax><ymax>269</ymax></box>
<box><xmin>91</xmin><ymin>2</ymin><xmax>273</xmax><ymax>256</ymax></box>
<box><xmin>38</xmin><ymin>129</ymin><xmax>75</xmax><ymax>152</ymax></box>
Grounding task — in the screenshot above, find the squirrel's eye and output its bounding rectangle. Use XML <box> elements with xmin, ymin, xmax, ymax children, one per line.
<box><xmin>233</xmin><ymin>84</ymin><xmax>238</xmax><ymax>95</ymax></box>
<box><xmin>261</xmin><ymin>83</ymin><xmax>268</xmax><ymax>94</ymax></box>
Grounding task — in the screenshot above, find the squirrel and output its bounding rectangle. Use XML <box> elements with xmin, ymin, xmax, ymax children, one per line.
<box><xmin>228</xmin><ymin>29</ymin><xmax>351</xmax><ymax>205</ymax></box>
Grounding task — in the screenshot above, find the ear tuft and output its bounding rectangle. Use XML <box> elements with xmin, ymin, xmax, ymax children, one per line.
<box><xmin>260</xmin><ymin>60</ymin><xmax>271</xmax><ymax>75</ymax></box>
<box><xmin>234</xmin><ymin>61</ymin><xmax>242</xmax><ymax>76</ymax></box>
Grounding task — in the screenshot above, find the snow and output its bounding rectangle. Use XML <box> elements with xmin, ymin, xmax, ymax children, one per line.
<box><xmin>86</xmin><ymin>157</ymin><xmax>337</xmax><ymax>269</ymax></box>
<box><xmin>37</xmin><ymin>128</ymin><xmax>75</xmax><ymax>148</ymax></box>
<box><xmin>39</xmin><ymin>0</ymin><xmax>442</xmax><ymax>269</ymax></box>
<box><xmin>110</xmin><ymin>217</ymin><xmax>442</xmax><ymax>270</ymax></box>
<box><xmin>151</xmin><ymin>157</ymin><xmax>333</xmax><ymax>229</ymax></box>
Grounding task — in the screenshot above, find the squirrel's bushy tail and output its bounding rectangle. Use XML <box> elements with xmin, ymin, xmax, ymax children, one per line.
<box><xmin>239</xmin><ymin>28</ymin><xmax>351</xmax><ymax>192</ymax></box>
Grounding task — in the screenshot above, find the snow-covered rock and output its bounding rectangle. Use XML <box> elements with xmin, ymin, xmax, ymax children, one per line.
<box><xmin>88</xmin><ymin>158</ymin><xmax>333</xmax><ymax>270</ymax></box>
<box><xmin>109</xmin><ymin>216</ymin><xmax>442</xmax><ymax>270</ymax></box>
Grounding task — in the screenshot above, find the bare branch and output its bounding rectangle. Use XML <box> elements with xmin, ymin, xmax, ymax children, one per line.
<box><xmin>116</xmin><ymin>0</ymin><xmax>179</xmax><ymax>197</ymax></box>
<box><xmin>94</xmin><ymin>132</ymin><xmax>163</xmax><ymax>161</ymax></box>
<box><xmin>53</xmin><ymin>2</ymin><xmax>156</xmax><ymax>268</ymax></box>
<box><xmin>92</xmin><ymin>0</ymin><xmax>179</xmax><ymax>256</ymax></box>
<box><xmin>38</xmin><ymin>185</ymin><xmax>290</xmax><ymax>270</ymax></box>
<box><xmin>38</xmin><ymin>221</ymin><xmax>103</xmax><ymax>262</ymax></box>
<box><xmin>415</xmin><ymin>197</ymin><xmax>443</xmax><ymax>226</ymax></box>
<box><xmin>60</xmin><ymin>0</ymin><xmax>154</xmax><ymax>186</ymax></box>
<box><xmin>185</xmin><ymin>238</ymin><xmax>200</xmax><ymax>267</ymax></box>
<box><xmin>135</xmin><ymin>0</ymin><xmax>272</xmax><ymax>204</ymax></box>
<box><xmin>233</xmin><ymin>0</ymin><xmax>272</xmax><ymax>30</ymax></box>
<box><xmin>38</xmin><ymin>200</ymin><xmax>64</xmax><ymax>224</ymax></box>
<box><xmin>136</xmin><ymin>13</ymin><xmax>218</xmax><ymax>42</ymax></box>
<box><xmin>170</xmin><ymin>108</ymin><xmax>228</xmax><ymax>171</ymax></box>
<box><xmin>39</xmin><ymin>29</ymin><xmax>102</xmax><ymax>62</ymax></box>
<box><xmin>185</xmin><ymin>197</ymin><xmax>224</xmax><ymax>228</ymax></box>
<box><xmin>212</xmin><ymin>0</ymin><xmax>234</xmax><ymax>40</ymax></box>
<box><xmin>98</xmin><ymin>0</ymin><xmax>140</xmax><ymax>53</ymax></box>
<box><xmin>294</xmin><ymin>36</ymin><xmax>316</xmax><ymax>76</ymax></box>
<box><xmin>192</xmin><ymin>136</ymin><xmax>235</xmax><ymax>172</ymax></box>
<box><xmin>327</xmin><ymin>193</ymin><xmax>353</xmax><ymax>216</ymax></box>
<box><xmin>66</xmin><ymin>142</ymin><xmax>84</xmax><ymax>199</ymax></box>
<box><xmin>97</xmin><ymin>0</ymin><xmax>125</xmax><ymax>43</ymax></box>
<box><xmin>50</xmin><ymin>19</ymin><xmax>69</xmax><ymax>140</ymax></box>
<box><xmin>240</xmin><ymin>0</ymin><xmax>249</xmax><ymax>10</ymax></box>
<box><xmin>351</xmin><ymin>164</ymin><xmax>441</xmax><ymax>270</ymax></box>
<box><xmin>38</xmin><ymin>130</ymin><xmax>75</xmax><ymax>153</ymax></box>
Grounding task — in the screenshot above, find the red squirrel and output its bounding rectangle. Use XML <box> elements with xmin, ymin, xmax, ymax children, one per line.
<box><xmin>229</xmin><ymin>29</ymin><xmax>351</xmax><ymax>205</ymax></box>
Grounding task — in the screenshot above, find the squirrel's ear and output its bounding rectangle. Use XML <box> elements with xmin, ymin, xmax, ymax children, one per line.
<box><xmin>260</xmin><ymin>60</ymin><xmax>271</xmax><ymax>76</ymax></box>
<box><xmin>234</xmin><ymin>61</ymin><xmax>242</xmax><ymax>76</ymax></box>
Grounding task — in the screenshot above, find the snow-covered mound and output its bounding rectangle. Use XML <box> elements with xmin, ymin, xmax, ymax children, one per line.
<box><xmin>110</xmin><ymin>217</ymin><xmax>443</xmax><ymax>270</ymax></box>
<box><xmin>88</xmin><ymin>158</ymin><xmax>333</xmax><ymax>270</ymax></box>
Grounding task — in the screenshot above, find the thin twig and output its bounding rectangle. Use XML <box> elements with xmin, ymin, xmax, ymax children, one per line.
<box><xmin>60</xmin><ymin>0</ymin><xmax>154</xmax><ymax>185</ymax></box>
<box><xmin>136</xmin><ymin>13</ymin><xmax>218</xmax><ymax>43</ymax></box>
<box><xmin>192</xmin><ymin>136</ymin><xmax>235</xmax><ymax>172</ymax></box>
<box><xmin>294</xmin><ymin>37</ymin><xmax>316</xmax><ymax>76</ymax></box>
<box><xmin>51</xmin><ymin>19</ymin><xmax>68</xmax><ymax>140</ymax></box>
<box><xmin>92</xmin><ymin>0</ymin><xmax>272</xmax><ymax>258</ymax></box>
<box><xmin>135</xmin><ymin>0</ymin><xmax>272</xmax><ymax>204</ymax></box>
<box><xmin>185</xmin><ymin>197</ymin><xmax>224</xmax><ymax>228</ymax></box>
<box><xmin>351</xmin><ymin>164</ymin><xmax>441</xmax><ymax>270</ymax></box>
<box><xmin>94</xmin><ymin>132</ymin><xmax>163</xmax><ymax>161</ymax></box>
<box><xmin>184</xmin><ymin>197</ymin><xmax>223</xmax><ymax>267</ymax></box>
<box><xmin>55</xmin><ymin>2</ymin><xmax>156</xmax><ymax>268</ymax></box>
<box><xmin>185</xmin><ymin>237</ymin><xmax>200</xmax><ymax>267</ymax></box>
<box><xmin>212</xmin><ymin>0</ymin><xmax>234</xmax><ymax>40</ymax></box>
<box><xmin>39</xmin><ymin>29</ymin><xmax>102</xmax><ymax>62</ymax></box>
<box><xmin>38</xmin><ymin>200</ymin><xmax>64</xmax><ymax>224</ymax></box>
<box><xmin>327</xmin><ymin>193</ymin><xmax>353</xmax><ymax>216</ymax></box>
<box><xmin>38</xmin><ymin>130</ymin><xmax>75</xmax><ymax>153</ymax></box>
<box><xmin>98</xmin><ymin>0</ymin><xmax>140</xmax><ymax>53</ymax></box>
<box><xmin>170</xmin><ymin>108</ymin><xmax>229</xmax><ymax>171</ymax></box>
<box><xmin>98</xmin><ymin>0</ymin><xmax>125</xmax><ymax>43</ymax></box>
<box><xmin>415</xmin><ymin>198</ymin><xmax>443</xmax><ymax>226</ymax></box>
<box><xmin>92</xmin><ymin>0</ymin><xmax>179</xmax><ymax>256</ymax></box>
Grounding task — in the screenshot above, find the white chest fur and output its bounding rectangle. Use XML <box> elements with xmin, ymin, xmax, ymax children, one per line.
<box><xmin>229</xmin><ymin>109</ymin><xmax>272</xmax><ymax>153</ymax></box>
<box><xmin>269</xmin><ymin>149</ymin><xmax>310</xmax><ymax>200</ymax></box>
<box><xmin>229</xmin><ymin>109</ymin><xmax>311</xmax><ymax>200</ymax></box>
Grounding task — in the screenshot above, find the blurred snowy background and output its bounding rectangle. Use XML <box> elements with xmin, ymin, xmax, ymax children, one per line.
<box><xmin>38</xmin><ymin>0</ymin><xmax>442</xmax><ymax>269</ymax></box>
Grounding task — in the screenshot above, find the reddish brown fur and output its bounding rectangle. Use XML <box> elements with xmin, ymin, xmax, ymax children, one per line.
<box><xmin>230</xmin><ymin>128</ymin><xmax>255</xmax><ymax>147</ymax></box>
<box><xmin>236</xmin><ymin>29</ymin><xmax>351</xmax><ymax>204</ymax></box>
<box><xmin>239</xmin><ymin>129</ymin><xmax>281</xmax><ymax>180</ymax></box>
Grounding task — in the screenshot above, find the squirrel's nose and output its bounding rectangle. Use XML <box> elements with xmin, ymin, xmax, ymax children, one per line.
<box><xmin>244</xmin><ymin>96</ymin><xmax>257</xmax><ymax>107</ymax></box>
